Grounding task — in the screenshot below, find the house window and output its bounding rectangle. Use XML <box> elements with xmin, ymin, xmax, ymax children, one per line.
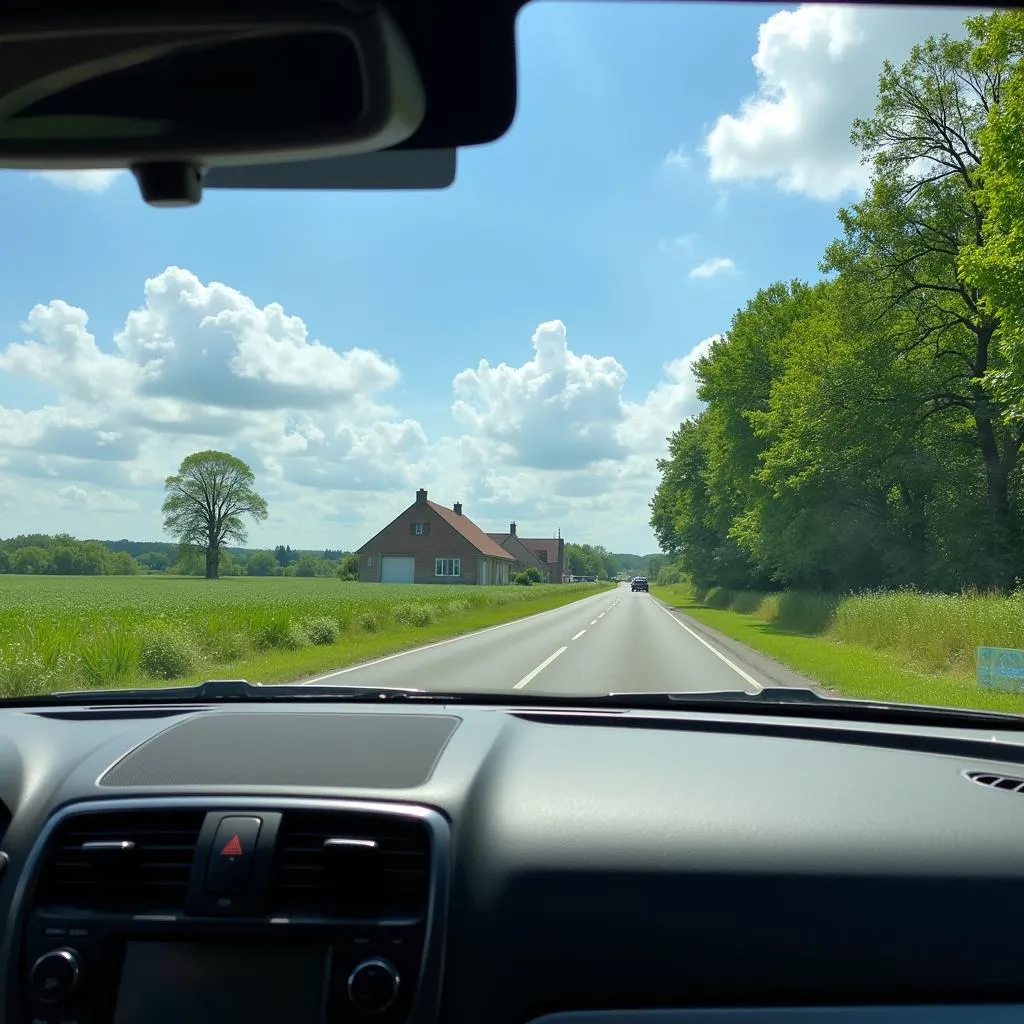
<box><xmin>435</xmin><ymin>558</ymin><xmax>461</xmax><ymax>577</ymax></box>
<box><xmin>537</xmin><ymin>550</ymin><xmax>548</xmax><ymax>561</ymax></box>
<box><xmin>413</xmin><ymin>522</ymin><xmax>426</xmax><ymax>535</ymax></box>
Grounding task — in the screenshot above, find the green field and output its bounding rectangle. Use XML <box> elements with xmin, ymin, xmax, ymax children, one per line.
<box><xmin>0</xmin><ymin>575</ymin><xmax>610</xmax><ymax>697</ymax></box>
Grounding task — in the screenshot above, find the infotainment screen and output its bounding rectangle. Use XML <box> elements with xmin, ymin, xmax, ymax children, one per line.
<box><xmin>112</xmin><ymin>941</ymin><xmax>329</xmax><ymax>1024</ymax></box>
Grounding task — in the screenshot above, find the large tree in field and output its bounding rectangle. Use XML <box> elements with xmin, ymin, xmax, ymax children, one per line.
<box><xmin>161</xmin><ymin>451</ymin><xmax>269</xmax><ymax>580</ymax></box>
<box><xmin>823</xmin><ymin>12</ymin><xmax>1024</xmax><ymax>588</ymax></box>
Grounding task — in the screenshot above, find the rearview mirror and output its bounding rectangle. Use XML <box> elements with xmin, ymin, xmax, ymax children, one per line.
<box><xmin>0</xmin><ymin>4</ymin><xmax>426</xmax><ymax>205</ymax></box>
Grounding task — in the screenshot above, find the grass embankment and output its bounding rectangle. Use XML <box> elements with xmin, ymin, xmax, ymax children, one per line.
<box><xmin>651</xmin><ymin>583</ymin><xmax>1024</xmax><ymax>713</ymax></box>
<box><xmin>0</xmin><ymin>575</ymin><xmax>612</xmax><ymax>697</ymax></box>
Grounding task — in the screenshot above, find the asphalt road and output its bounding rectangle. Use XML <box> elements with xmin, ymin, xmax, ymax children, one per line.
<box><xmin>305</xmin><ymin>583</ymin><xmax>814</xmax><ymax>696</ymax></box>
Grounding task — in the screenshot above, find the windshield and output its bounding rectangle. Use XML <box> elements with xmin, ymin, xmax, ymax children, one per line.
<box><xmin>2</xmin><ymin>2</ymin><xmax>1024</xmax><ymax>718</ymax></box>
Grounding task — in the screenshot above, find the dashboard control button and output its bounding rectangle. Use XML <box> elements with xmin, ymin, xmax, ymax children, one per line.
<box><xmin>348</xmin><ymin>957</ymin><xmax>399</xmax><ymax>1014</ymax></box>
<box><xmin>205</xmin><ymin>816</ymin><xmax>261</xmax><ymax>896</ymax></box>
<box><xmin>30</xmin><ymin>948</ymin><xmax>81</xmax><ymax>1003</ymax></box>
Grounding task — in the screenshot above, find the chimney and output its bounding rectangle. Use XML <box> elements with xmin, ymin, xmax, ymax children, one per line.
<box><xmin>510</xmin><ymin>521</ymin><xmax>517</xmax><ymax>536</ymax></box>
<box><xmin>416</xmin><ymin>488</ymin><xmax>427</xmax><ymax>504</ymax></box>
<box><xmin>454</xmin><ymin>501</ymin><xmax>463</xmax><ymax>516</ymax></box>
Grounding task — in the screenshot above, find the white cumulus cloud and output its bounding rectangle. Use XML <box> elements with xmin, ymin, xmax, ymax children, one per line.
<box><xmin>703</xmin><ymin>4</ymin><xmax>973</xmax><ymax>200</ymax></box>
<box><xmin>452</xmin><ymin>319</ymin><xmax>629</xmax><ymax>470</ymax></box>
<box><xmin>115</xmin><ymin>266</ymin><xmax>399</xmax><ymax>411</ymax></box>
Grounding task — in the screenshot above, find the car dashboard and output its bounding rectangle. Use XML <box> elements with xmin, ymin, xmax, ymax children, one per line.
<box><xmin>1</xmin><ymin>699</ymin><xmax>1024</xmax><ymax>1024</ymax></box>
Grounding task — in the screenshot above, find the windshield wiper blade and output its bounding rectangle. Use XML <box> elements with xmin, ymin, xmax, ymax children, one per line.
<box><xmin>604</xmin><ymin>686</ymin><xmax>1024</xmax><ymax>728</ymax></box>
<box><xmin>33</xmin><ymin>679</ymin><xmax>449</xmax><ymax>705</ymax></box>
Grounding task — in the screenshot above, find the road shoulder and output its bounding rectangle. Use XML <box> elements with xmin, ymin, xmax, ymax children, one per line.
<box><xmin>650</xmin><ymin>593</ymin><xmax>827</xmax><ymax>693</ymax></box>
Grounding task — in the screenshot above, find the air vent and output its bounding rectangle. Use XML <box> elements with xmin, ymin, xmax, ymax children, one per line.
<box><xmin>35</xmin><ymin>809</ymin><xmax>205</xmax><ymax>912</ymax></box>
<box><xmin>271</xmin><ymin>810</ymin><xmax>431</xmax><ymax>919</ymax></box>
<box><xmin>965</xmin><ymin>770</ymin><xmax>1024</xmax><ymax>793</ymax></box>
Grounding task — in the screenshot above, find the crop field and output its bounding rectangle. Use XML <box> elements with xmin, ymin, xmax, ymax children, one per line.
<box><xmin>0</xmin><ymin>575</ymin><xmax>606</xmax><ymax>696</ymax></box>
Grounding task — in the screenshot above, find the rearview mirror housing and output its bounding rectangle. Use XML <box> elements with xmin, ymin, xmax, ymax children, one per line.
<box><xmin>0</xmin><ymin>3</ymin><xmax>426</xmax><ymax>205</ymax></box>
<box><xmin>202</xmin><ymin>148</ymin><xmax>457</xmax><ymax>191</ymax></box>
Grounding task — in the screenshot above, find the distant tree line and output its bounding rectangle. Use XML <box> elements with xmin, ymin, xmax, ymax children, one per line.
<box><xmin>0</xmin><ymin>534</ymin><xmax>139</xmax><ymax>575</ymax></box>
<box><xmin>651</xmin><ymin>10</ymin><xmax>1024</xmax><ymax>595</ymax></box>
<box><xmin>0</xmin><ymin>534</ymin><xmax>360</xmax><ymax>579</ymax></box>
<box><xmin>566</xmin><ymin>543</ymin><xmax>669</xmax><ymax>580</ymax></box>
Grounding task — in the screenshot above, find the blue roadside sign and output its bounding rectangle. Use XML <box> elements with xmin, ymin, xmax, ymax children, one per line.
<box><xmin>977</xmin><ymin>647</ymin><xmax>1024</xmax><ymax>692</ymax></box>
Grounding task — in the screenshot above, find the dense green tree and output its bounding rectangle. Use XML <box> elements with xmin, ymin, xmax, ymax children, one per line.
<box><xmin>823</xmin><ymin>12</ymin><xmax>1023</xmax><ymax>586</ymax></box>
<box><xmin>960</xmin><ymin>11</ymin><xmax>1024</xmax><ymax>416</ymax></box>
<box><xmin>336</xmin><ymin>553</ymin><xmax>359</xmax><ymax>580</ymax></box>
<box><xmin>246</xmin><ymin>551</ymin><xmax>278</xmax><ymax>576</ymax></box>
<box><xmin>161</xmin><ymin>451</ymin><xmax>269</xmax><ymax>580</ymax></box>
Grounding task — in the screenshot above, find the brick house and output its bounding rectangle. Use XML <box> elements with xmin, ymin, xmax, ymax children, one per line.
<box><xmin>487</xmin><ymin>522</ymin><xmax>568</xmax><ymax>583</ymax></box>
<box><xmin>357</xmin><ymin>488</ymin><xmax>515</xmax><ymax>585</ymax></box>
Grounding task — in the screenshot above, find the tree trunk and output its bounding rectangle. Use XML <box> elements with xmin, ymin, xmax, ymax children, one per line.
<box><xmin>970</xmin><ymin>325</ymin><xmax>1019</xmax><ymax>592</ymax></box>
<box><xmin>973</xmin><ymin>401</ymin><xmax>1014</xmax><ymax>591</ymax></box>
<box><xmin>205</xmin><ymin>545</ymin><xmax>219</xmax><ymax>580</ymax></box>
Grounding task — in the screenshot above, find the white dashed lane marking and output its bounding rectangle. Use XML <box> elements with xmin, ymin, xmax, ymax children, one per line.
<box><xmin>513</xmin><ymin>647</ymin><xmax>568</xmax><ymax>689</ymax></box>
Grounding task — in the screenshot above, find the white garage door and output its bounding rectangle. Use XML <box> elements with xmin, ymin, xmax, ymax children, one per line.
<box><xmin>380</xmin><ymin>555</ymin><xmax>415</xmax><ymax>584</ymax></box>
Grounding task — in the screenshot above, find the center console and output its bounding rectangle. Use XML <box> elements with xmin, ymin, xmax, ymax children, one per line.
<box><xmin>9</xmin><ymin>797</ymin><xmax>449</xmax><ymax>1024</ymax></box>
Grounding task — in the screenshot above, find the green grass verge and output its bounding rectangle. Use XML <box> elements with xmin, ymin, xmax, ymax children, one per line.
<box><xmin>651</xmin><ymin>583</ymin><xmax>1024</xmax><ymax>714</ymax></box>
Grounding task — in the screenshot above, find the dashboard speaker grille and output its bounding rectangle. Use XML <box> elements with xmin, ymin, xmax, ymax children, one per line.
<box><xmin>271</xmin><ymin>810</ymin><xmax>431</xmax><ymax>919</ymax></box>
<box><xmin>35</xmin><ymin>809</ymin><xmax>205</xmax><ymax>912</ymax></box>
<box><xmin>99</xmin><ymin>713</ymin><xmax>461</xmax><ymax>789</ymax></box>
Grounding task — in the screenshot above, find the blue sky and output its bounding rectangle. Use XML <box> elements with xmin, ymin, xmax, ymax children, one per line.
<box><xmin>0</xmin><ymin>2</ymin><xmax>971</xmax><ymax>554</ymax></box>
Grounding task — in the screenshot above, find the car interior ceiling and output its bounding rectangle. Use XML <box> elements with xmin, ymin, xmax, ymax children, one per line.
<box><xmin>2</xmin><ymin>3</ymin><xmax>1023</xmax><ymax>1024</ymax></box>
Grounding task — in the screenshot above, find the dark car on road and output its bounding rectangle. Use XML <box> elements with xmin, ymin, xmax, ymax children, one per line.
<box><xmin>631</xmin><ymin>577</ymin><xmax>649</xmax><ymax>592</ymax></box>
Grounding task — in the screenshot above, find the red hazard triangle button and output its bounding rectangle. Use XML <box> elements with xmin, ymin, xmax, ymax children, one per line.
<box><xmin>204</xmin><ymin>817</ymin><xmax>261</xmax><ymax>899</ymax></box>
<box><xmin>220</xmin><ymin>834</ymin><xmax>243</xmax><ymax>857</ymax></box>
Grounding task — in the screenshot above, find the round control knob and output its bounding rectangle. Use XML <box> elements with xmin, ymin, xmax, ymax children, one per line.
<box><xmin>347</xmin><ymin>957</ymin><xmax>400</xmax><ymax>1014</ymax></box>
<box><xmin>30</xmin><ymin>947</ymin><xmax>81</xmax><ymax>1003</ymax></box>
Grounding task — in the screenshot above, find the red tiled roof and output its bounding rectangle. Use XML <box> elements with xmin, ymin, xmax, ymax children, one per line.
<box><xmin>428</xmin><ymin>501</ymin><xmax>515</xmax><ymax>560</ymax></box>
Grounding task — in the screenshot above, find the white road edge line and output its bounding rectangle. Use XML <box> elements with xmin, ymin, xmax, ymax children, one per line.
<box><xmin>589</xmin><ymin>620</ymin><xmax>598</xmax><ymax>626</ymax></box>
<box><xmin>513</xmin><ymin>647</ymin><xmax>568</xmax><ymax>689</ymax></box>
<box><xmin>652</xmin><ymin>599</ymin><xmax>763</xmax><ymax>693</ymax></box>
<box><xmin>572</xmin><ymin>630</ymin><xmax>586</xmax><ymax>640</ymax></box>
<box><xmin>301</xmin><ymin>593</ymin><xmax>607</xmax><ymax>684</ymax></box>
